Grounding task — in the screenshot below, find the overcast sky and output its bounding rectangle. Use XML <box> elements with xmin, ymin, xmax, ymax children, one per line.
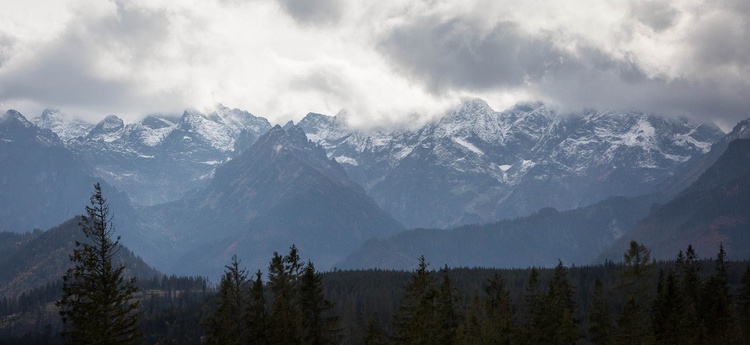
<box><xmin>1</xmin><ymin>0</ymin><xmax>748</xmax><ymax>130</ymax></box>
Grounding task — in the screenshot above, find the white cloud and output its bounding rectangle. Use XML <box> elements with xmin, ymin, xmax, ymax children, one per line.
<box><xmin>0</xmin><ymin>0</ymin><xmax>748</xmax><ymax>128</ymax></box>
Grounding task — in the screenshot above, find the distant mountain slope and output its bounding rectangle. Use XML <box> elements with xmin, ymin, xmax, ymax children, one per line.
<box><xmin>140</xmin><ymin>125</ymin><xmax>403</xmax><ymax>278</ymax></box>
<box><xmin>336</xmin><ymin>195</ymin><xmax>656</xmax><ymax>270</ymax></box>
<box><xmin>0</xmin><ymin>110</ymin><xmax>127</xmax><ymax>233</ymax></box>
<box><xmin>655</xmin><ymin>117</ymin><xmax>750</xmax><ymax>198</ymax></box>
<box><xmin>0</xmin><ymin>217</ymin><xmax>160</xmax><ymax>298</ymax></box>
<box><xmin>601</xmin><ymin>138</ymin><xmax>750</xmax><ymax>261</ymax></box>
<box><xmin>300</xmin><ymin>100</ymin><xmax>723</xmax><ymax>228</ymax></box>
<box><xmin>57</xmin><ymin>105</ymin><xmax>272</xmax><ymax>206</ymax></box>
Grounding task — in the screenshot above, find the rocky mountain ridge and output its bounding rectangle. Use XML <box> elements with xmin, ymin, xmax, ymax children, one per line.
<box><xmin>37</xmin><ymin>105</ymin><xmax>272</xmax><ymax>206</ymax></box>
<box><xmin>298</xmin><ymin>99</ymin><xmax>724</xmax><ymax>228</ymax></box>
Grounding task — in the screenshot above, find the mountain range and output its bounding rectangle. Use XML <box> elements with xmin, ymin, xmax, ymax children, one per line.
<box><xmin>1</xmin><ymin>99</ymin><xmax>747</xmax><ymax>281</ymax></box>
<box><xmin>299</xmin><ymin>100</ymin><xmax>723</xmax><ymax>228</ymax></box>
<box><xmin>138</xmin><ymin>125</ymin><xmax>402</xmax><ymax>277</ymax></box>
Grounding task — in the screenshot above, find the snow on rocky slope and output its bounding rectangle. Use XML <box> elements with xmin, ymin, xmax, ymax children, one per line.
<box><xmin>299</xmin><ymin>99</ymin><xmax>724</xmax><ymax>228</ymax></box>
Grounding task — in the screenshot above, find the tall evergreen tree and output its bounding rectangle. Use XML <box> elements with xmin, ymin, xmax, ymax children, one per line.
<box><xmin>56</xmin><ymin>183</ymin><xmax>142</xmax><ymax>344</ymax></box>
<box><xmin>268</xmin><ymin>248</ymin><xmax>302</xmax><ymax>345</ymax></box>
<box><xmin>674</xmin><ymin>245</ymin><xmax>704</xmax><ymax>343</ymax></box>
<box><xmin>392</xmin><ymin>255</ymin><xmax>437</xmax><ymax>345</ymax></box>
<box><xmin>738</xmin><ymin>266</ymin><xmax>750</xmax><ymax>340</ymax></box>
<box><xmin>299</xmin><ymin>260</ymin><xmax>340</xmax><ymax>345</ymax></box>
<box><xmin>205</xmin><ymin>255</ymin><xmax>250</xmax><ymax>345</ymax></box>
<box><xmin>246</xmin><ymin>270</ymin><xmax>268</xmax><ymax>345</ymax></box>
<box><xmin>543</xmin><ymin>260</ymin><xmax>578</xmax><ymax>345</ymax></box>
<box><xmin>434</xmin><ymin>265</ymin><xmax>460</xmax><ymax>345</ymax></box>
<box><xmin>701</xmin><ymin>244</ymin><xmax>739</xmax><ymax>343</ymax></box>
<box><xmin>652</xmin><ymin>269</ymin><xmax>684</xmax><ymax>343</ymax></box>
<box><xmin>457</xmin><ymin>294</ymin><xmax>485</xmax><ymax>345</ymax></box>
<box><xmin>615</xmin><ymin>241</ymin><xmax>653</xmax><ymax>344</ymax></box>
<box><xmin>588</xmin><ymin>278</ymin><xmax>614</xmax><ymax>345</ymax></box>
<box><xmin>520</xmin><ymin>267</ymin><xmax>543</xmax><ymax>345</ymax></box>
<box><xmin>484</xmin><ymin>272</ymin><xmax>515</xmax><ymax>344</ymax></box>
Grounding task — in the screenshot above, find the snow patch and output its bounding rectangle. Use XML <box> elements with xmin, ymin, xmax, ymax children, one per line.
<box><xmin>335</xmin><ymin>156</ymin><xmax>358</xmax><ymax>166</ymax></box>
<box><xmin>499</xmin><ymin>164</ymin><xmax>512</xmax><ymax>171</ymax></box>
<box><xmin>452</xmin><ymin>137</ymin><xmax>483</xmax><ymax>155</ymax></box>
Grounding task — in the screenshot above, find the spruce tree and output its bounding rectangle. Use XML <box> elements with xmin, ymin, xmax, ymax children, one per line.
<box><xmin>246</xmin><ymin>270</ymin><xmax>268</xmax><ymax>345</ymax></box>
<box><xmin>544</xmin><ymin>260</ymin><xmax>578</xmax><ymax>345</ymax></box>
<box><xmin>457</xmin><ymin>294</ymin><xmax>485</xmax><ymax>345</ymax></box>
<box><xmin>614</xmin><ymin>241</ymin><xmax>654</xmax><ymax>344</ymax></box>
<box><xmin>392</xmin><ymin>255</ymin><xmax>437</xmax><ymax>345</ymax></box>
<box><xmin>675</xmin><ymin>245</ymin><xmax>704</xmax><ymax>342</ymax></box>
<box><xmin>299</xmin><ymin>260</ymin><xmax>340</xmax><ymax>345</ymax></box>
<box><xmin>435</xmin><ymin>265</ymin><xmax>460</xmax><ymax>345</ymax></box>
<box><xmin>520</xmin><ymin>267</ymin><xmax>543</xmax><ymax>345</ymax></box>
<box><xmin>268</xmin><ymin>248</ymin><xmax>302</xmax><ymax>345</ymax></box>
<box><xmin>588</xmin><ymin>278</ymin><xmax>614</xmax><ymax>345</ymax></box>
<box><xmin>56</xmin><ymin>183</ymin><xmax>142</xmax><ymax>344</ymax></box>
<box><xmin>652</xmin><ymin>270</ymin><xmax>683</xmax><ymax>343</ymax></box>
<box><xmin>484</xmin><ymin>272</ymin><xmax>515</xmax><ymax>344</ymax></box>
<box><xmin>701</xmin><ymin>244</ymin><xmax>739</xmax><ymax>343</ymax></box>
<box><xmin>205</xmin><ymin>255</ymin><xmax>250</xmax><ymax>345</ymax></box>
<box><xmin>738</xmin><ymin>266</ymin><xmax>750</xmax><ymax>339</ymax></box>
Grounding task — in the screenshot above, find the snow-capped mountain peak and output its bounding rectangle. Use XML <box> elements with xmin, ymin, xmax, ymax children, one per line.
<box><xmin>32</xmin><ymin>109</ymin><xmax>95</xmax><ymax>142</ymax></box>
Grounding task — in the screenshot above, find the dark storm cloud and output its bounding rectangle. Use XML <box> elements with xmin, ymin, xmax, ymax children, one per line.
<box><xmin>277</xmin><ymin>0</ymin><xmax>344</xmax><ymax>26</ymax></box>
<box><xmin>0</xmin><ymin>2</ymin><xmax>175</xmax><ymax>116</ymax></box>
<box><xmin>534</xmin><ymin>46</ymin><xmax>750</xmax><ymax>125</ymax></box>
<box><xmin>378</xmin><ymin>6</ymin><xmax>750</xmax><ymax>126</ymax></box>
<box><xmin>379</xmin><ymin>18</ymin><xmax>564</xmax><ymax>94</ymax></box>
<box><xmin>630</xmin><ymin>2</ymin><xmax>679</xmax><ymax>32</ymax></box>
<box><xmin>686</xmin><ymin>7</ymin><xmax>750</xmax><ymax>71</ymax></box>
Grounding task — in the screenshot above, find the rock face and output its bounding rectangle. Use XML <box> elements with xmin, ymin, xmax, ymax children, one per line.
<box><xmin>62</xmin><ymin>105</ymin><xmax>272</xmax><ymax>206</ymax></box>
<box><xmin>299</xmin><ymin>99</ymin><xmax>724</xmax><ymax>228</ymax></box>
<box><xmin>140</xmin><ymin>125</ymin><xmax>403</xmax><ymax>278</ymax></box>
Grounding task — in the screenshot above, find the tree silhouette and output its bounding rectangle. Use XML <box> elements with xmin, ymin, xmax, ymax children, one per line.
<box><xmin>56</xmin><ymin>183</ymin><xmax>141</xmax><ymax>344</ymax></box>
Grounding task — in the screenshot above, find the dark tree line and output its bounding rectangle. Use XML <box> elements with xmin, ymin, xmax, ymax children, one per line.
<box><xmin>348</xmin><ymin>241</ymin><xmax>750</xmax><ymax>345</ymax></box>
<box><xmin>204</xmin><ymin>245</ymin><xmax>340</xmax><ymax>345</ymax></box>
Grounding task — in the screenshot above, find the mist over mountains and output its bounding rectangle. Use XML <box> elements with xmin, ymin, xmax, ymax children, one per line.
<box><xmin>1</xmin><ymin>99</ymin><xmax>748</xmax><ymax>279</ymax></box>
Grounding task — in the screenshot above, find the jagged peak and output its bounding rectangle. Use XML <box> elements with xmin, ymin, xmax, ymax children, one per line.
<box><xmin>40</xmin><ymin>108</ymin><xmax>62</xmax><ymax>119</ymax></box>
<box><xmin>282</xmin><ymin>120</ymin><xmax>296</xmax><ymax>130</ymax></box>
<box><xmin>96</xmin><ymin>115</ymin><xmax>124</xmax><ymax>129</ymax></box>
<box><xmin>140</xmin><ymin>115</ymin><xmax>174</xmax><ymax>130</ymax></box>
<box><xmin>726</xmin><ymin>117</ymin><xmax>750</xmax><ymax>142</ymax></box>
<box><xmin>2</xmin><ymin>109</ymin><xmax>33</xmax><ymax>127</ymax></box>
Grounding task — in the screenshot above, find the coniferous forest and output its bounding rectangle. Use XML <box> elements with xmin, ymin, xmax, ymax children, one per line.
<box><xmin>2</xmin><ymin>239</ymin><xmax>750</xmax><ymax>344</ymax></box>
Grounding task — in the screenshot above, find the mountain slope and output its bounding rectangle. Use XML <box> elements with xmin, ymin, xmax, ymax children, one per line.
<box><xmin>336</xmin><ymin>195</ymin><xmax>656</xmax><ymax>270</ymax></box>
<box><xmin>140</xmin><ymin>125</ymin><xmax>403</xmax><ymax>277</ymax></box>
<box><xmin>300</xmin><ymin>100</ymin><xmax>723</xmax><ymax>228</ymax></box>
<box><xmin>601</xmin><ymin>138</ymin><xmax>750</xmax><ymax>261</ymax></box>
<box><xmin>63</xmin><ymin>105</ymin><xmax>272</xmax><ymax>206</ymax></box>
<box><xmin>0</xmin><ymin>217</ymin><xmax>160</xmax><ymax>298</ymax></box>
<box><xmin>0</xmin><ymin>110</ymin><xmax>111</xmax><ymax>233</ymax></box>
<box><xmin>655</xmin><ymin>117</ymin><xmax>750</xmax><ymax>198</ymax></box>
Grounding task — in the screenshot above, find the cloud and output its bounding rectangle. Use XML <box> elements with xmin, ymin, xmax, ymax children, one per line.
<box><xmin>379</xmin><ymin>18</ymin><xmax>563</xmax><ymax>93</ymax></box>
<box><xmin>0</xmin><ymin>0</ymin><xmax>748</xmax><ymax>129</ymax></box>
<box><xmin>374</xmin><ymin>0</ymin><xmax>750</xmax><ymax>127</ymax></box>
<box><xmin>276</xmin><ymin>0</ymin><xmax>344</xmax><ymax>26</ymax></box>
